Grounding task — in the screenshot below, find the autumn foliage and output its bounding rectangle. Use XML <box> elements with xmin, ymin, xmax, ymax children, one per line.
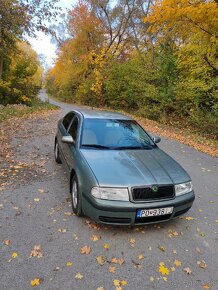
<box><xmin>46</xmin><ymin>0</ymin><xmax>218</xmax><ymax>136</ymax></box>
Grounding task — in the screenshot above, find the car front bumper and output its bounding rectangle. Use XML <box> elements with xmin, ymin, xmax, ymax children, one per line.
<box><xmin>82</xmin><ymin>191</ymin><xmax>195</xmax><ymax>225</ymax></box>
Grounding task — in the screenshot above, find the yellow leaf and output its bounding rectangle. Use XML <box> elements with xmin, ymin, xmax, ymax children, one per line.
<box><xmin>159</xmin><ymin>265</ymin><xmax>170</xmax><ymax>275</ymax></box>
<box><xmin>12</xmin><ymin>252</ymin><xmax>18</xmax><ymax>259</ymax></box>
<box><xmin>121</xmin><ymin>280</ymin><xmax>128</xmax><ymax>286</ymax></box>
<box><xmin>113</xmin><ymin>280</ymin><xmax>120</xmax><ymax>287</ymax></box>
<box><xmin>163</xmin><ymin>277</ymin><xmax>168</xmax><ymax>282</ymax></box>
<box><xmin>159</xmin><ymin>262</ymin><xmax>165</xmax><ymax>266</ymax></box>
<box><xmin>66</xmin><ymin>262</ymin><xmax>73</xmax><ymax>266</ymax></box>
<box><xmin>75</xmin><ymin>273</ymin><xmax>83</xmax><ymax>280</ymax></box>
<box><xmin>96</xmin><ymin>287</ymin><xmax>104</xmax><ymax>290</ymax></box>
<box><xmin>171</xmin><ymin>267</ymin><xmax>176</xmax><ymax>272</ymax></box>
<box><xmin>202</xmin><ymin>284</ymin><xmax>211</xmax><ymax>289</ymax></box>
<box><xmin>174</xmin><ymin>259</ymin><xmax>182</xmax><ymax>267</ymax></box>
<box><xmin>103</xmin><ymin>243</ymin><xmax>109</xmax><ymax>250</ymax></box>
<box><xmin>138</xmin><ymin>254</ymin><xmax>144</xmax><ymax>260</ymax></box>
<box><xmin>215</xmin><ymin>220</ymin><xmax>218</xmax><ymax>223</ymax></box>
<box><xmin>34</xmin><ymin>198</ymin><xmax>40</xmax><ymax>202</ymax></box>
<box><xmin>31</xmin><ymin>278</ymin><xmax>40</xmax><ymax>287</ymax></box>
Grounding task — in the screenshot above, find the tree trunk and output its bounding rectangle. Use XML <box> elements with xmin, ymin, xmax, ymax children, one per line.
<box><xmin>0</xmin><ymin>53</ymin><xmax>3</xmax><ymax>80</ymax></box>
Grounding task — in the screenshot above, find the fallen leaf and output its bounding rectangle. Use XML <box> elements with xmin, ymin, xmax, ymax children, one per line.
<box><xmin>90</xmin><ymin>235</ymin><xmax>100</xmax><ymax>242</ymax></box>
<box><xmin>96</xmin><ymin>255</ymin><xmax>106</xmax><ymax>266</ymax></box>
<box><xmin>121</xmin><ymin>280</ymin><xmax>127</xmax><ymax>286</ymax></box>
<box><xmin>66</xmin><ymin>262</ymin><xmax>73</xmax><ymax>266</ymax></box>
<box><xmin>172</xmin><ymin>250</ymin><xmax>177</xmax><ymax>254</ymax></box>
<box><xmin>38</xmin><ymin>189</ymin><xmax>45</xmax><ymax>194</ymax></box>
<box><xmin>31</xmin><ymin>278</ymin><xmax>41</xmax><ymax>287</ymax></box>
<box><xmin>163</xmin><ymin>277</ymin><xmax>168</xmax><ymax>282</ymax></box>
<box><xmin>171</xmin><ymin>267</ymin><xmax>176</xmax><ymax>272</ymax></box>
<box><xmin>197</xmin><ymin>260</ymin><xmax>207</xmax><ymax>269</ymax></box>
<box><xmin>137</xmin><ymin>254</ymin><xmax>144</xmax><ymax>260</ymax></box>
<box><xmin>34</xmin><ymin>198</ymin><xmax>40</xmax><ymax>202</ymax></box>
<box><xmin>113</xmin><ymin>280</ymin><xmax>120</xmax><ymax>287</ymax></box>
<box><xmin>64</xmin><ymin>212</ymin><xmax>72</xmax><ymax>216</ymax></box>
<box><xmin>174</xmin><ymin>259</ymin><xmax>182</xmax><ymax>267</ymax></box>
<box><xmin>75</xmin><ymin>273</ymin><xmax>83</xmax><ymax>280</ymax></box>
<box><xmin>12</xmin><ymin>252</ymin><xmax>18</xmax><ymax>259</ymax></box>
<box><xmin>202</xmin><ymin>284</ymin><xmax>211</xmax><ymax>289</ymax></box>
<box><xmin>111</xmin><ymin>257</ymin><xmax>125</xmax><ymax>265</ymax></box>
<box><xmin>196</xmin><ymin>247</ymin><xmax>201</xmax><ymax>253</ymax></box>
<box><xmin>129</xmin><ymin>238</ymin><xmax>136</xmax><ymax>247</ymax></box>
<box><xmin>183</xmin><ymin>267</ymin><xmax>192</xmax><ymax>275</ymax></box>
<box><xmin>80</xmin><ymin>246</ymin><xmax>91</xmax><ymax>255</ymax></box>
<box><xmin>150</xmin><ymin>276</ymin><xmax>155</xmax><ymax>282</ymax></box>
<box><xmin>103</xmin><ymin>243</ymin><xmax>109</xmax><ymax>250</ymax></box>
<box><xmin>109</xmin><ymin>266</ymin><xmax>116</xmax><ymax>273</ymax></box>
<box><xmin>96</xmin><ymin>287</ymin><xmax>104</xmax><ymax>290</ymax></box>
<box><xmin>159</xmin><ymin>264</ymin><xmax>170</xmax><ymax>275</ymax></box>
<box><xmin>3</xmin><ymin>239</ymin><xmax>10</xmax><ymax>246</ymax></box>
<box><xmin>158</xmin><ymin>245</ymin><xmax>166</xmax><ymax>252</ymax></box>
<box><xmin>168</xmin><ymin>230</ymin><xmax>179</xmax><ymax>238</ymax></box>
<box><xmin>183</xmin><ymin>216</ymin><xmax>195</xmax><ymax>220</ymax></box>
<box><xmin>30</xmin><ymin>245</ymin><xmax>43</xmax><ymax>258</ymax></box>
<box><xmin>58</xmin><ymin>228</ymin><xmax>66</xmax><ymax>233</ymax></box>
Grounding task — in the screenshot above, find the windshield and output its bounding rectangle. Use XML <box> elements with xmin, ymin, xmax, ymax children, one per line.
<box><xmin>81</xmin><ymin>118</ymin><xmax>155</xmax><ymax>150</ymax></box>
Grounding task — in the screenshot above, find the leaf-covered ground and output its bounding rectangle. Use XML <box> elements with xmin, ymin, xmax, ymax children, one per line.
<box><xmin>0</xmin><ymin>107</ymin><xmax>217</xmax><ymax>290</ymax></box>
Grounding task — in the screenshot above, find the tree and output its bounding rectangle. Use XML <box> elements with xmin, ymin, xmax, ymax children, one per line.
<box><xmin>0</xmin><ymin>0</ymin><xmax>61</xmax><ymax>79</ymax></box>
<box><xmin>145</xmin><ymin>0</ymin><xmax>218</xmax><ymax>75</ymax></box>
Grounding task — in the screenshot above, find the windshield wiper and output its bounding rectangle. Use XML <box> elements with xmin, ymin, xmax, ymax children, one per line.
<box><xmin>82</xmin><ymin>144</ymin><xmax>112</xmax><ymax>149</ymax></box>
<box><xmin>115</xmin><ymin>145</ymin><xmax>152</xmax><ymax>150</ymax></box>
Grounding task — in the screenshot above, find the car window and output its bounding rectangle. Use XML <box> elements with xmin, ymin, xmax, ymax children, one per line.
<box><xmin>68</xmin><ymin>117</ymin><xmax>79</xmax><ymax>140</ymax></box>
<box><xmin>62</xmin><ymin>113</ymin><xmax>75</xmax><ymax>130</ymax></box>
<box><xmin>81</xmin><ymin>118</ymin><xmax>155</xmax><ymax>150</ymax></box>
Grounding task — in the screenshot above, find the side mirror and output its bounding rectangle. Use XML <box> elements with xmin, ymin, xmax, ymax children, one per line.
<box><xmin>153</xmin><ymin>136</ymin><xmax>161</xmax><ymax>144</ymax></box>
<box><xmin>62</xmin><ymin>136</ymin><xmax>74</xmax><ymax>144</ymax></box>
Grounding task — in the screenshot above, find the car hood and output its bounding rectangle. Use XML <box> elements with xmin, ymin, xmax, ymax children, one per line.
<box><xmin>81</xmin><ymin>148</ymin><xmax>190</xmax><ymax>187</ymax></box>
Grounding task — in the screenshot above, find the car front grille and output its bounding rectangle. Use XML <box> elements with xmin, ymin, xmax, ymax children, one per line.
<box><xmin>132</xmin><ymin>185</ymin><xmax>174</xmax><ymax>201</ymax></box>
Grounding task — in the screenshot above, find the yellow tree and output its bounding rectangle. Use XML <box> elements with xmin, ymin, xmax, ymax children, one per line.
<box><xmin>145</xmin><ymin>0</ymin><xmax>218</xmax><ymax>75</ymax></box>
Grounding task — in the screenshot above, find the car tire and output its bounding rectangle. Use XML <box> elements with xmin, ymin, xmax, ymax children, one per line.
<box><xmin>54</xmin><ymin>140</ymin><xmax>62</xmax><ymax>164</ymax></box>
<box><xmin>71</xmin><ymin>175</ymin><xmax>84</xmax><ymax>217</ymax></box>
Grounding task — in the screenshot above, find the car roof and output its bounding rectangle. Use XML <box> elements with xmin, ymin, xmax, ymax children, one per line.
<box><xmin>73</xmin><ymin>108</ymin><xmax>133</xmax><ymax>120</ymax></box>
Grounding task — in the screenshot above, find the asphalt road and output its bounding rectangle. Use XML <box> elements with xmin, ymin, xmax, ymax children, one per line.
<box><xmin>1</xmin><ymin>90</ymin><xmax>217</xmax><ymax>290</ymax></box>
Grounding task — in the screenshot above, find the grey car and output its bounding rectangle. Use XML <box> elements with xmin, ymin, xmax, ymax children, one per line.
<box><xmin>54</xmin><ymin>109</ymin><xmax>195</xmax><ymax>225</ymax></box>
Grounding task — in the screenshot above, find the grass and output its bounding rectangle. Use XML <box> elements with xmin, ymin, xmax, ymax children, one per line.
<box><xmin>0</xmin><ymin>99</ymin><xmax>58</xmax><ymax>123</ymax></box>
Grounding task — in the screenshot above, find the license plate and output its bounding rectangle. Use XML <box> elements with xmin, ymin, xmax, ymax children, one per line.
<box><xmin>136</xmin><ymin>207</ymin><xmax>173</xmax><ymax>218</ymax></box>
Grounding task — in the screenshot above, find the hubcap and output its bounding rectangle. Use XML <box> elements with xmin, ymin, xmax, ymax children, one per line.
<box><xmin>72</xmin><ymin>181</ymin><xmax>78</xmax><ymax>208</ymax></box>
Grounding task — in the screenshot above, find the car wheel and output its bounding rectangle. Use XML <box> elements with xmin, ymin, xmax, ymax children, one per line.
<box><xmin>71</xmin><ymin>175</ymin><xmax>84</xmax><ymax>217</ymax></box>
<box><xmin>54</xmin><ymin>140</ymin><xmax>62</xmax><ymax>164</ymax></box>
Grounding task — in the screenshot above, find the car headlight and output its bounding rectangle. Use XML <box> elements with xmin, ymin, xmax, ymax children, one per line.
<box><xmin>91</xmin><ymin>187</ymin><xmax>129</xmax><ymax>201</ymax></box>
<box><xmin>175</xmin><ymin>181</ymin><xmax>193</xmax><ymax>196</ymax></box>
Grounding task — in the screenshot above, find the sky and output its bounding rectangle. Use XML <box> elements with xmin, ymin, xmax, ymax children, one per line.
<box><xmin>28</xmin><ymin>0</ymin><xmax>76</xmax><ymax>70</ymax></box>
